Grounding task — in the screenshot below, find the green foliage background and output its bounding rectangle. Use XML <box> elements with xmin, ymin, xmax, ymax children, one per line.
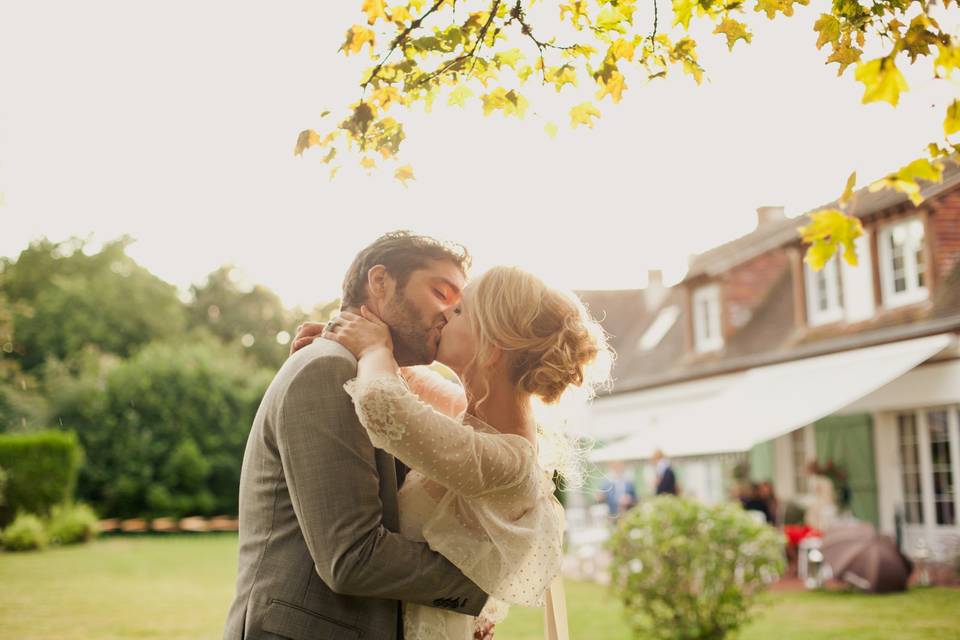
<box><xmin>0</xmin><ymin>237</ymin><xmax>335</xmax><ymax>519</ymax></box>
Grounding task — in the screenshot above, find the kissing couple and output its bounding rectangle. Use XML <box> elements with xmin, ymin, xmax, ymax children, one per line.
<box><xmin>224</xmin><ymin>231</ymin><xmax>610</xmax><ymax>640</ymax></box>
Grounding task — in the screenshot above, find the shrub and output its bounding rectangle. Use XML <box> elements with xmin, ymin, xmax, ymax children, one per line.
<box><xmin>0</xmin><ymin>465</ymin><xmax>7</xmax><ymax>507</ymax></box>
<box><xmin>47</xmin><ymin>503</ymin><xmax>99</xmax><ymax>545</ymax></box>
<box><xmin>2</xmin><ymin>513</ymin><xmax>48</xmax><ymax>551</ymax></box>
<box><xmin>608</xmin><ymin>496</ymin><xmax>785</xmax><ymax>640</ymax></box>
<box><xmin>0</xmin><ymin>431</ymin><xmax>82</xmax><ymax>526</ymax></box>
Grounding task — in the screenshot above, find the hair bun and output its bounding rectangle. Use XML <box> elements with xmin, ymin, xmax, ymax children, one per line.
<box><xmin>519</xmin><ymin>309</ymin><xmax>603</xmax><ymax>404</ymax></box>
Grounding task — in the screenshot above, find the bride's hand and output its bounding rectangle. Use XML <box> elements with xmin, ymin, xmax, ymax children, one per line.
<box><xmin>322</xmin><ymin>306</ymin><xmax>393</xmax><ymax>359</ymax></box>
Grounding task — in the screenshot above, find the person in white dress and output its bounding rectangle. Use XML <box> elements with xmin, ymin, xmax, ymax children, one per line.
<box><xmin>318</xmin><ymin>265</ymin><xmax>610</xmax><ymax>640</ymax></box>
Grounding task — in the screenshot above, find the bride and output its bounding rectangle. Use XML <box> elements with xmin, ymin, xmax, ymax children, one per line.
<box><xmin>302</xmin><ymin>265</ymin><xmax>609</xmax><ymax>640</ymax></box>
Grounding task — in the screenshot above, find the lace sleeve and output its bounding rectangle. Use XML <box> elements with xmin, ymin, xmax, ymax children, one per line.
<box><xmin>344</xmin><ymin>374</ymin><xmax>534</xmax><ymax>498</ymax></box>
<box><xmin>400</xmin><ymin>366</ymin><xmax>467</xmax><ymax>418</ymax></box>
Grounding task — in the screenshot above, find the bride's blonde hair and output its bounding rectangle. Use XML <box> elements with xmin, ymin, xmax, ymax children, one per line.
<box><xmin>463</xmin><ymin>266</ymin><xmax>613</xmax><ymax>486</ymax></box>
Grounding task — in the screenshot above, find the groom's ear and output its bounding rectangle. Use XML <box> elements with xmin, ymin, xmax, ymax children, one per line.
<box><xmin>366</xmin><ymin>264</ymin><xmax>392</xmax><ymax>301</ymax></box>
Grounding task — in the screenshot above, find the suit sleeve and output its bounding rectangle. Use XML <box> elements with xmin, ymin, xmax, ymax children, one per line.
<box><xmin>276</xmin><ymin>354</ymin><xmax>488</xmax><ymax>615</ymax></box>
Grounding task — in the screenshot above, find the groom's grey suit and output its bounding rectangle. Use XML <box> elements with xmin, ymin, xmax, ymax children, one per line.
<box><xmin>223</xmin><ymin>338</ymin><xmax>487</xmax><ymax>640</ymax></box>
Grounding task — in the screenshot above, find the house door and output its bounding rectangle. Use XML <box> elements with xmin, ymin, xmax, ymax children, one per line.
<box><xmin>895</xmin><ymin>406</ymin><xmax>960</xmax><ymax>560</ymax></box>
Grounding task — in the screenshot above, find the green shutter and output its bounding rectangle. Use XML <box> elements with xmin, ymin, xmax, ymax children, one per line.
<box><xmin>814</xmin><ymin>414</ymin><xmax>879</xmax><ymax>527</ymax></box>
<box><xmin>749</xmin><ymin>440</ymin><xmax>775</xmax><ymax>482</ymax></box>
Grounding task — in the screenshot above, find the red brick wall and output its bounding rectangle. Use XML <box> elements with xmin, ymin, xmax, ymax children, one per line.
<box><xmin>930</xmin><ymin>191</ymin><xmax>960</xmax><ymax>285</ymax></box>
<box><xmin>721</xmin><ymin>249</ymin><xmax>790</xmax><ymax>333</ymax></box>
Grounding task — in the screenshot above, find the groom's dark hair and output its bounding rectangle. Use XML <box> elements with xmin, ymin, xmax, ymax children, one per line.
<box><xmin>341</xmin><ymin>231</ymin><xmax>471</xmax><ymax>308</ymax></box>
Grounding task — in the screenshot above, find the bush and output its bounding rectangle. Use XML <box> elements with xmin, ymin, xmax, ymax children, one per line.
<box><xmin>49</xmin><ymin>337</ymin><xmax>271</xmax><ymax>518</ymax></box>
<box><xmin>1</xmin><ymin>513</ymin><xmax>48</xmax><ymax>551</ymax></box>
<box><xmin>47</xmin><ymin>503</ymin><xmax>99</xmax><ymax>545</ymax></box>
<box><xmin>0</xmin><ymin>431</ymin><xmax>82</xmax><ymax>526</ymax></box>
<box><xmin>0</xmin><ymin>465</ymin><xmax>7</xmax><ymax>507</ymax></box>
<box><xmin>608</xmin><ymin>496</ymin><xmax>785</xmax><ymax>640</ymax></box>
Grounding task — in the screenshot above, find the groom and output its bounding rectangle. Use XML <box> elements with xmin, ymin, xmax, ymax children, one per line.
<box><xmin>224</xmin><ymin>232</ymin><xmax>490</xmax><ymax>640</ymax></box>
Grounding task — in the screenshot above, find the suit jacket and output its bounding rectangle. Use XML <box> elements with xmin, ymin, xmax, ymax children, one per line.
<box><xmin>223</xmin><ymin>339</ymin><xmax>487</xmax><ymax>640</ymax></box>
<box><xmin>655</xmin><ymin>466</ymin><xmax>677</xmax><ymax>496</ymax></box>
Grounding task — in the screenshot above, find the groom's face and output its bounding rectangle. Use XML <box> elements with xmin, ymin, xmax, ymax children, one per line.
<box><xmin>377</xmin><ymin>259</ymin><xmax>466</xmax><ymax>366</ymax></box>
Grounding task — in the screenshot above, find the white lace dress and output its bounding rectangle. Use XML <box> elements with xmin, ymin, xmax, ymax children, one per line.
<box><xmin>344</xmin><ymin>368</ymin><xmax>565</xmax><ymax>640</ymax></box>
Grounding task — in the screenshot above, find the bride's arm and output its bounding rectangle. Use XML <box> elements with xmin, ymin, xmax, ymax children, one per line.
<box><xmin>346</xmin><ymin>366</ymin><xmax>533</xmax><ymax>498</ymax></box>
<box><xmin>399</xmin><ymin>366</ymin><xmax>467</xmax><ymax>418</ymax></box>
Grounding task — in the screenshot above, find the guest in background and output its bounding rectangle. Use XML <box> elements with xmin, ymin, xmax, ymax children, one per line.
<box><xmin>652</xmin><ymin>449</ymin><xmax>678</xmax><ymax>496</ymax></box>
<box><xmin>757</xmin><ymin>480</ymin><xmax>779</xmax><ymax>525</ymax></box>
<box><xmin>598</xmin><ymin>460</ymin><xmax>637</xmax><ymax>517</ymax></box>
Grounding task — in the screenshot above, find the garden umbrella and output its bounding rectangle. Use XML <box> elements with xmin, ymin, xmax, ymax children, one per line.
<box><xmin>820</xmin><ymin>523</ymin><xmax>913</xmax><ymax>593</ymax></box>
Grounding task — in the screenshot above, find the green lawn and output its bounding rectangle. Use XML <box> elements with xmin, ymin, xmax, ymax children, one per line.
<box><xmin>0</xmin><ymin>535</ymin><xmax>957</xmax><ymax>639</ymax></box>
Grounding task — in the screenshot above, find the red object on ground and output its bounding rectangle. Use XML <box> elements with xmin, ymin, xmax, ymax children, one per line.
<box><xmin>783</xmin><ymin>524</ymin><xmax>822</xmax><ymax>546</ymax></box>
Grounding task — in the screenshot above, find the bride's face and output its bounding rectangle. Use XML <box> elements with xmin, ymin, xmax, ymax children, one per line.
<box><xmin>435</xmin><ymin>286</ymin><xmax>478</xmax><ymax>374</ymax></box>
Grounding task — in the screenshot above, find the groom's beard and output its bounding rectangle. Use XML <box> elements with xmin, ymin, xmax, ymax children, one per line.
<box><xmin>384</xmin><ymin>293</ymin><xmax>440</xmax><ymax>367</ymax></box>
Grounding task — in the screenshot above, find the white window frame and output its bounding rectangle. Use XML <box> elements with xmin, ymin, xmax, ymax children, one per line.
<box><xmin>692</xmin><ymin>284</ymin><xmax>723</xmax><ymax>353</ymax></box>
<box><xmin>804</xmin><ymin>257</ymin><xmax>844</xmax><ymax>327</ymax></box>
<box><xmin>895</xmin><ymin>406</ymin><xmax>960</xmax><ymax>529</ymax></box>
<box><xmin>878</xmin><ymin>216</ymin><xmax>929</xmax><ymax>309</ymax></box>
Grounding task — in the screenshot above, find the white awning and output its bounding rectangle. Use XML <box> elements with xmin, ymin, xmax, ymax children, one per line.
<box><xmin>589</xmin><ymin>333</ymin><xmax>955</xmax><ymax>463</ymax></box>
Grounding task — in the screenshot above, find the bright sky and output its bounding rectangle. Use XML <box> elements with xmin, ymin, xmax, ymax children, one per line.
<box><xmin>0</xmin><ymin>2</ymin><xmax>954</xmax><ymax>309</ymax></box>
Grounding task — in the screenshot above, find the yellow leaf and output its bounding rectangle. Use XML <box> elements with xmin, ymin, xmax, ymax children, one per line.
<box><xmin>826</xmin><ymin>43</ymin><xmax>862</xmax><ymax>76</ymax></box>
<box><xmin>341</xmin><ymin>25</ymin><xmax>376</xmax><ymax>56</ymax></box>
<box><xmin>595</xmin><ymin>68</ymin><xmax>626</xmax><ymax>103</ymax></box>
<box><xmin>798</xmin><ymin>209</ymin><xmax>864</xmax><ymax>270</ymax></box>
<box><xmin>945</xmin><ymin>100</ymin><xmax>960</xmax><ymax>136</ymax></box>
<box><xmin>672</xmin><ymin>0</ymin><xmax>695</xmax><ymax>29</ymax></box>
<box><xmin>372</xmin><ymin>86</ymin><xmax>402</xmax><ymax>110</ymax></box>
<box><xmin>570</xmin><ymin>102</ymin><xmax>601</xmax><ymax>129</ymax></box>
<box><xmin>813</xmin><ymin>14</ymin><xmax>840</xmax><ymax>50</ymax></box>
<box><xmin>854</xmin><ymin>58</ymin><xmax>908</xmax><ymax>107</ymax></box>
<box><xmin>294</xmin><ymin>129</ymin><xmax>322</xmax><ymax>156</ymax></box>
<box><xmin>545</xmin><ymin>122</ymin><xmax>559</xmax><ymax>139</ymax></box>
<box><xmin>360</xmin><ymin>156</ymin><xmax>376</xmax><ymax>169</ymax></box>
<box><xmin>545</xmin><ymin>65</ymin><xmax>578</xmax><ymax>92</ymax></box>
<box><xmin>839</xmin><ymin>171</ymin><xmax>857</xmax><ymax>206</ymax></box>
<box><xmin>447</xmin><ymin>85</ymin><xmax>474</xmax><ymax>107</ymax></box>
<box><xmin>494</xmin><ymin>48</ymin><xmax>523</xmax><ymax>70</ymax></box>
<box><xmin>559</xmin><ymin>1</ymin><xmax>590</xmax><ymax>28</ymax></box>
<box><xmin>610</xmin><ymin>38</ymin><xmax>637</xmax><ymax>62</ymax></box>
<box><xmin>362</xmin><ymin>0</ymin><xmax>388</xmax><ymax>25</ymax></box>
<box><xmin>714</xmin><ymin>18</ymin><xmax>753</xmax><ymax>51</ymax></box>
<box><xmin>935</xmin><ymin>42</ymin><xmax>960</xmax><ymax>78</ymax></box>
<box><xmin>390</xmin><ymin>6</ymin><xmax>413</xmax><ymax>23</ymax></box>
<box><xmin>870</xmin><ymin>158</ymin><xmax>944</xmax><ymax>205</ymax></box>
<box><xmin>329</xmin><ymin>166</ymin><xmax>340</xmax><ymax>181</ymax></box>
<box><xmin>395</xmin><ymin>164</ymin><xmax>415</xmax><ymax>186</ymax></box>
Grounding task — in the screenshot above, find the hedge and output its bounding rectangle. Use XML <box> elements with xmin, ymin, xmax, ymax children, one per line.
<box><xmin>0</xmin><ymin>430</ymin><xmax>82</xmax><ymax>526</ymax></box>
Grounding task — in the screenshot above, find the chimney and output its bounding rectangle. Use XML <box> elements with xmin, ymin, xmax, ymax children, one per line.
<box><xmin>757</xmin><ymin>206</ymin><xmax>785</xmax><ymax>228</ymax></box>
<box><xmin>643</xmin><ymin>269</ymin><xmax>668</xmax><ymax>311</ymax></box>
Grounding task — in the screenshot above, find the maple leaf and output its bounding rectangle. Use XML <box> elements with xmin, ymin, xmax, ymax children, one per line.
<box><xmin>839</xmin><ymin>171</ymin><xmax>857</xmax><ymax>207</ymax></box>
<box><xmin>294</xmin><ymin>129</ymin><xmax>322</xmax><ymax>156</ymax></box>
<box><xmin>870</xmin><ymin>158</ymin><xmax>944</xmax><ymax>205</ymax></box>
<box><xmin>946</xmin><ymin>100</ymin><xmax>960</xmax><ymax>136</ymax></box>
<box><xmin>672</xmin><ymin>0</ymin><xmax>695</xmax><ymax>29</ymax></box>
<box><xmin>494</xmin><ymin>48</ymin><xmax>523</xmax><ymax>70</ymax></box>
<box><xmin>714</xmin><ymin>18</ymin><xmax>753</xmax><ymax>51</ymax></box>
<box><xmin>799</xmin><ymin>209</ymin><xmax>864</xmax><ymax>270</ymax></box>
<box><xmin>362</xmin><ymin>0</ymin><xmax>388</xmax><ymax>25</ymax></box>
<box><xmin>813</xmin><ymin>14</ymin><xmax>840</xmax><ymax>50</ymax></box>
<box><xmin>360</xmin><ymin>156</ymin><xmax>376</xmax><ymax>169</ymax></box>
<box><xmin>395</xmin><ymin>164</ymin><xmax>415</xmax><ymax>186</ymax></box>
<box><xmin>855</xmin><ymin>58</ymin><xmax>908</xmax><ymax>107</ymax></box>
<box><xmin>826</xmin><ymin>42</ymin><xmax>862</xmax><ymax>76</ymax></box>
<box><xmin>570</xmin><ymin>102</ymin><xmax>601</xmax><ymax>128</ymax></box>
<box><xmin>447</xmin><ymin>85</ymin><xmax>473</xmax><ymax>108</ymax></box>
<box><xmin>341</xmin><ymin>25</ymin><xmax>376</xmax><ymax>56</ymax></box>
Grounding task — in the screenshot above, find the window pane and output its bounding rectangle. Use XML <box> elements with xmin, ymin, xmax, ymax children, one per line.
<box><xmin>927</xmin><ymin>410</ymin><xmax>955</xmax><ymax>526</ymax></box>
<box><xmin>898</xmin><ymin>413</ymin><xmax>923</xmax><ymax>525</ymax></box>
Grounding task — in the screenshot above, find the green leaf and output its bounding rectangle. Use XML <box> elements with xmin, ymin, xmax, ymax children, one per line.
<box><xmin>854</xmin><ymin>58</ymin><xmax>908</xmax><ymax>107</ymax></box>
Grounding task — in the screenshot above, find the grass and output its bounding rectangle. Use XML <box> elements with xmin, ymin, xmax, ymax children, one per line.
<box><xmin>0</xmin><ymin>535</ymin><xmax>957</xmax><ymax>639</ymax></box>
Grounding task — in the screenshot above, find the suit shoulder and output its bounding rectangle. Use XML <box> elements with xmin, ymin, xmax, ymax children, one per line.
<box><xmin>285</xmin><ymin>339</ymin><xmax>358</xmax><ymax>386</ymax></box>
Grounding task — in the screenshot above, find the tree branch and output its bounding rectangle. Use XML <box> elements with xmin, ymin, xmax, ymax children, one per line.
<box><xmin>362</xmin><ymin>0</ymin><xmax>449</xmax><ymax>91</ymax></box>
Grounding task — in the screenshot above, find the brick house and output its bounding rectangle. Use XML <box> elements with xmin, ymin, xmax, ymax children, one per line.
<box><xmin>581</xmin><ymin>163</ymin><xmax>960</xmax><ymax>560</ymax></box>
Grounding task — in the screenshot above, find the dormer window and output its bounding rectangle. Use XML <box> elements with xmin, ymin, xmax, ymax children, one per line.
<box><xmin>878</xmin><ymin>217</ymin><xmax>928</xmax><ymax>308</ymax></box>
<box><xmin>692</xmin><ymin>284</ymin><xmax>723</xmax><ymax>353</ymax></box>
<box><xmin>804</xmin><ymin>257</ymin><xmax>844</xmax><ymax>326</ymax></box>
